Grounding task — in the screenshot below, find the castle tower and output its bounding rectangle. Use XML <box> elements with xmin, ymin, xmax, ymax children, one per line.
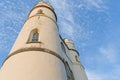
<box><xmin>0</xmin><ymin>1</ymin><xmax>88</xmax><ymax>80</ymax></box>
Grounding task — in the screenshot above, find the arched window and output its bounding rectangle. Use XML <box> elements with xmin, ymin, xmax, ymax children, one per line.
<box><xmin>65</xmin><ymin>62</ymin><xmax>74</xmax><ymax>80</ymax></box>
<box><xmin>32</xmin><ymin>32</ymin><xmax>39</xmax><ymax>42</ymax></box>
<box><xmin>37</xmin><ymin>9</ymin><xmax>43</xmax><ymax>14</ymax></box>
<box><xmin>75</xmin><ymin>55</ymin><xmax>79</xmax><ymax>62</ymax></box>
<box><xmin>28</xmin><ymin>29</ymin><xmax>39</xmax><ymax>43</ymax></box>
<box><xmin>61</xmin><ymin>42</ymin><xmax>66</xmax><ymax>53</ymax></box>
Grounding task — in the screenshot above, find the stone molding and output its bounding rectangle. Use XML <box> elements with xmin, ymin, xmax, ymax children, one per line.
<box><xmin>2</xmin><ymin>47</ymin><xmax>64</xmax><ymax>66</ymax></box>
<box><xmin>28</xmin><ymin>5</ymin><xmax>57</xmax><ymax>21</ymax></box>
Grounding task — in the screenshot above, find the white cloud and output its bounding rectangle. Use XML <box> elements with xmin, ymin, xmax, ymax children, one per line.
<box><xmin>86</xmin><ymin>68</ymin><xmax>120</xmax><ymax>80</ymax></box>
<box><xmin>49</xmin><ymin>0</ymin><xmax>77</xmax><ymax>38</ymax></box>
<box><xmin>99</xmin><ymin>44</ymin><xmax>118</xmax><ymax>63</ymax></box>
<box><xmin>85</xmin><ymin>44</ymin><xmax>120</xmax><ymax>80</ymax></box>
<box><xmin>0</xmin><ymin>0</ymin><xmax>29</xmax><ymax>50</ymax></box>
<box><xmin>61</xmin><ymin>22</ymin><xmax>74</xmax><ymax>37</ymax></box>
<box><xmin>86</xmin><ymin>70</ymin><xmax>105</xmax><ymax>80</ymax></box>
<box><xmin>49</xmin><ymin>0</ymin><xmax>108</xmax><ymax>40</ymax></box>
<box><xmin>49</xmin><ymin>0</ymin><xmax>93</xmax><ymax>40</ymax></box>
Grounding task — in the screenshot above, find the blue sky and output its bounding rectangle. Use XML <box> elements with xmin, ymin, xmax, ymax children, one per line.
<box><xmin>0</xmin><ymin>0</ymin><xmax>120</xmax><ymax>80</ymax></box>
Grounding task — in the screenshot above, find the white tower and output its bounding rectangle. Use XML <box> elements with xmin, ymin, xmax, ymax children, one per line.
<box><xmin>0</xmin><ymin>1</ymin><xmax>88</xmax><ymax>80</ymax></box>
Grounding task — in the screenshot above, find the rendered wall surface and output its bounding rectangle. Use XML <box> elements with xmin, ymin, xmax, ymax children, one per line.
<box><xmin>0</xmin><ymin>1</ymin><xmax>88</xmax><ymax>80</ymax></box>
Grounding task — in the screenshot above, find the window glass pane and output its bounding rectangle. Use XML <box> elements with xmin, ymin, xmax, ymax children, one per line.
<box><xmin>32</xmin><ymin>32</ymin><xmax>39</xmax><ymax>42</ymax></box>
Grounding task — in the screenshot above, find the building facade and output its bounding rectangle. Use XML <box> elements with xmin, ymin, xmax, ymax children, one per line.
<box><xmin>0</xmin><ymin>1</ymin><xmax>88</xmax><ymax>80</ymax></box>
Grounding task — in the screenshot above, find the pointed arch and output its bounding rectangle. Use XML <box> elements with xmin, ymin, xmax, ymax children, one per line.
<box><xmin>28</xmin><ymin>28</ymin><xmax>39</xmax><ymax>43</ymax></box>
<box><xmin>37</xmin><ymin>9</ymin><xmax>43</xmax><ymax>14</ymax></box>
<box><xmin>61</xmin><ymin>42</ymin><xmax>66</xmax><ymax>54</ymax></box>
<box><xmin>65</xmin><ymin>62</ymin><xmax>75</xmax><ymax>80</ymax></box>
<box><xmin>75</xmin><ymin>55</ymin><xmax>80</xmax><ymax>62</ymax></box>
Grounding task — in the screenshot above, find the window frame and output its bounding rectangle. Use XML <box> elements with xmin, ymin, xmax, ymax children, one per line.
<box><xmin>27</xmin><ymin>29</ymin><xmax>40</xmax><ymax>43</ymax></box>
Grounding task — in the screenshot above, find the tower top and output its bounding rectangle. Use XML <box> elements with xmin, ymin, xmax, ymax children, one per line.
<box><xmin>28</xmin><ymin>0</ymin><xmax>57</xmax><ymax>21</ymax></box>
<box><xmin>40</xmin><ymin>0</ymin><xmax>43</xmax><ymax>1</ymax></box>
<box><xmin>39</xmin><ymin>0</ymin><xmax>44</xmax><ymax>2</ymax></box>
<box><xmin>35</xmin><ymin>0</ymin><xmax>54</xmax><ymax>10</ymax></box>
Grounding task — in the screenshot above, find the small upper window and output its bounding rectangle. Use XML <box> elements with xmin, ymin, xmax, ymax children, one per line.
<box><xmin>37</xmin><ymin>9</ymin><xmax>43</xmax><ymax>14</ymax></box>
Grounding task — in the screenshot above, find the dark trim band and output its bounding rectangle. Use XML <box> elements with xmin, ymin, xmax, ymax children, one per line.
<box><xmin>29</xmin><ymin>14</ymin><xmax>56</xmax><ymax>24</ymax></box>
<box><xmin>28</xmin><ymin>5</ymin><xmax>57</xmax><ymax>21</ymax></box>
<box><xmin>2</xmin><ymin>47</ymin><xmax>64</xmax><ymax>66</ymax></box>
<box><xmin>23</xmin><ymin>14</ymin><xmax>59</xmax><ymax>31</ymax></box>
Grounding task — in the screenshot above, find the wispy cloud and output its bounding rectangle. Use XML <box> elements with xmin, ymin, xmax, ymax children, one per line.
<box><xmin>86</xmin><ymin>68</ymin><xmax>120</xmax><ymax>80</ymax></box>
<box><xmin>84</xmin><ymin>0</ymin><xmax>107</xmax><ymax>11</ymax></box>
<box><xmin>49</xmin><ymin>0</ymin><xmax>77</xmax><ymax>38</ymax></box>
<box><xmin>49</xmin><ymin>0</ymin><xmax>100</xmax><ymax>40</ymax></box>
<box><xmin>0</xmin><ymin>0</ymin><xmax>30</xmax><ymax>50</ymax></box>
<box><xmin>86</xmin><ymin>70</ymin><xmax>105</xmax><ymax>80</ymax></box>
<box><xmin>46</xmin><ymin>1</ymin><xmax>109</xmax><ymax>60</ymax></box>
<box><xmin>99</xmin><ymin>44</ymin><xmax>118</xmax><ymax>63</ymax></box>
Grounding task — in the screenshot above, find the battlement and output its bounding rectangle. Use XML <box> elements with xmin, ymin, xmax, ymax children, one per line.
<box><xmin>64</xmin><ymin>38</ymin><xmax>76</xmax><ymax>50</ymax></box>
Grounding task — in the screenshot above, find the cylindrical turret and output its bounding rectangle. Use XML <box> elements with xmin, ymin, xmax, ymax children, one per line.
<box><xmin>0</xmin><ymin>1</ymin><xmax>67</xmax><ymax>80</ymax></box>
